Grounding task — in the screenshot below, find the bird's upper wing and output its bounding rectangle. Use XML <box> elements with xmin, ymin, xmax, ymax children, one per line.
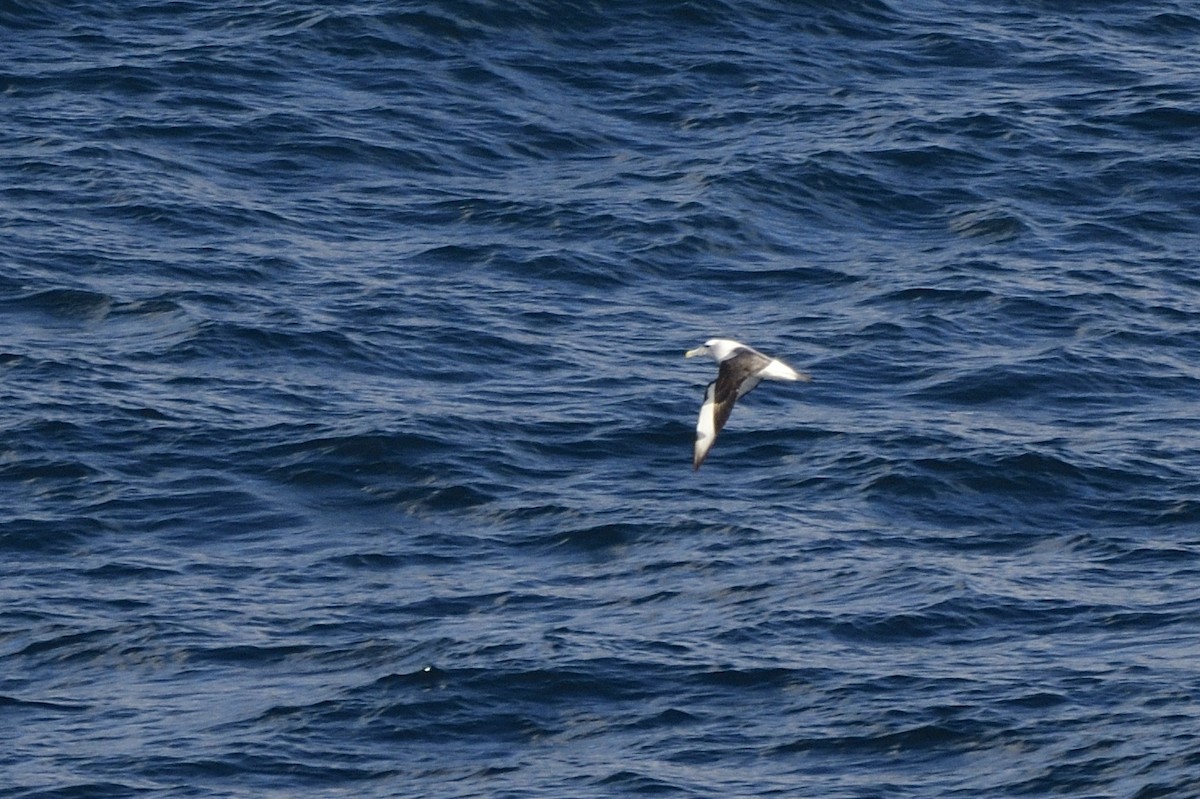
<box><xmin>722</xmin><ymin>349</ymin><xmax>770</xmax><ymax>401</ymax></box>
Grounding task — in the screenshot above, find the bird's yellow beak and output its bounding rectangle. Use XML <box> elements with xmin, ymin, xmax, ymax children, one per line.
<box><xmin>684</xmin><ymin>346</ymin><xmax>705</xmax><ymax>359</ymax></box>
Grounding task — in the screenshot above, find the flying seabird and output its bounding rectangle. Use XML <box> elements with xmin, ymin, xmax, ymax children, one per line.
<box><xmin>684</xmin><ymin>338</ymin><xmax>811</xmax><ymax>470</ymax></box>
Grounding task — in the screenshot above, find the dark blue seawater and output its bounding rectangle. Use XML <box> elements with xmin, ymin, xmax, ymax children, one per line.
<box><xmin>4</xmin><ymin>1</ymin><xmax>1200</xmax><ymax>796</ymax></box>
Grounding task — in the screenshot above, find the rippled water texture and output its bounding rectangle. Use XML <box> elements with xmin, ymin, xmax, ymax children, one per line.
<box><xmin>4</xmin><ymin>2</ymin><xmax>1200</xmax><ymax>797</ymax></box>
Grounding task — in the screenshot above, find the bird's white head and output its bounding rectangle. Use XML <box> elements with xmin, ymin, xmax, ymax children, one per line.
<box><xmin>685</xmin><ymin>338</ymin><xmax>744</xmax><ymax>362</ymax></box>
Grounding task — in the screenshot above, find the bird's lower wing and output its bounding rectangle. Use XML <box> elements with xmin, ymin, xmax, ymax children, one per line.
<box><xmin>695</xmin><ymin>380</ymin><xmax>741</xmax><ymax>470</ymax></box>
<box><xmin>694</xmin><ymin>381</ymin><xmax>719</xmax><ymax>470</ymax></box>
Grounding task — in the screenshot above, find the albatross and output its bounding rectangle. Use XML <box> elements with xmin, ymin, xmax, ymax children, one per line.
<box><xmin>684</xmin><ymin>338</ymin><xmax>811</xmax><ymax>470</ymax></box>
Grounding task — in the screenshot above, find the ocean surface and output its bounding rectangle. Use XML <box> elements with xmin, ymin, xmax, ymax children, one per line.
<box><xmin>4</xmin><ymin>2</ymin><xmax>1200</xmax><ymax>797</ymax></box>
